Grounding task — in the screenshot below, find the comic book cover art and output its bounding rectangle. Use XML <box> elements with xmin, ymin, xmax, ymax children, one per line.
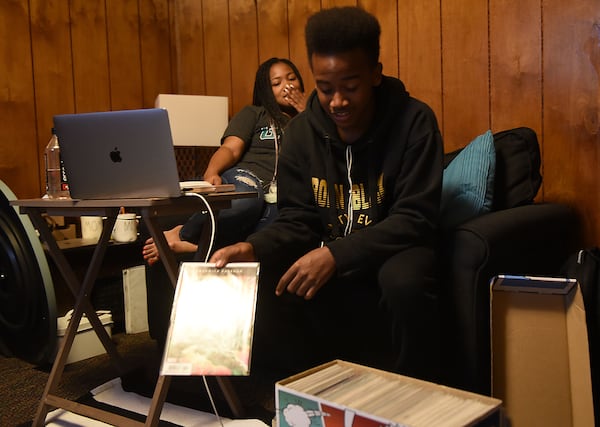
<box><xmin>160</xmin><ymin>262</ymin><xmax>259</xmax><ymax>376</ymax></box>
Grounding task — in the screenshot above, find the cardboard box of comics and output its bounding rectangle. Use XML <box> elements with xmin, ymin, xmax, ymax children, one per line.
<box><xmin>276</xmin><ymin>360</ymin><xmax>503</xmax><ymax>427</ymax></box>
<box><xmin>490</xmin><ymin>275</ymin><xmax>594</xmax><ymax>427</ymax></box>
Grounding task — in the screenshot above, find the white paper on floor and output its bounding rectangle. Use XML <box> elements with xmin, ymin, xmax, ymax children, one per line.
<box><xmin>44</xmin><ymin>377</ymin><xmax>269</xmax><ymax>427</ymax></box>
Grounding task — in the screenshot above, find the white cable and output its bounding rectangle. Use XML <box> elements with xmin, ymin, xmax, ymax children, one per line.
<box><xmin>183</xmin><ymin>192</ymin><xmax>223</xmax><ymax>426</ymax></box>
<box><xmin>202</xmin><ymin>375</ymin><xmax>225</xmax><ymax>427</ymax></box>
<box><xmin>184</xmin><ymin>192</ymin><xmax>216</xmax><ymax>262</ymax></box>
<box><xmin>344</xmin><ymin>146</ymin><xmax>354</xmax><ymax>236</ymax></box>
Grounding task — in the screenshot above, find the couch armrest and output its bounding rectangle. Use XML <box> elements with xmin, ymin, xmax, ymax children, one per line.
<box><xmin>440</xmin><ymin>203</ymin><xmax>581</xmax><ymax>394</ymax></box>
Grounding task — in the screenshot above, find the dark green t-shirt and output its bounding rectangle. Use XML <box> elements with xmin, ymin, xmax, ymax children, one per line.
<box><xmin>222</xmin><ymin>105</ymin><xmax>281</xmax><ymax>184</ymax></box>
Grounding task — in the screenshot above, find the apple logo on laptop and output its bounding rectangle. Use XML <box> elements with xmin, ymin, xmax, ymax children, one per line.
<box><xmin>109</xmin><ymin>147</ymin><xmax>122</xmax><ymax>163</ymax></box>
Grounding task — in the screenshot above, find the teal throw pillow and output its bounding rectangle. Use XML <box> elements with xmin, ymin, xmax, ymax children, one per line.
<box><xmin>441</xmin><ymin>130</ymin><xmax>495</xmax><ymax>229</ymax></box>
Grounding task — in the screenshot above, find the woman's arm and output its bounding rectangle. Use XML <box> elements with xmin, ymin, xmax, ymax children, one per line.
<box><xmin>202</xmin><ymin>135</ymin><xmax>246</xmax><ymax>184</ymax></box>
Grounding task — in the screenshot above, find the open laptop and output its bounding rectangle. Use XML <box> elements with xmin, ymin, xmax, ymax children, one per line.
<box><xmin>54</xmin><ymin>108</ymin><xmax>182</xmax><ymax>199</ymax></box>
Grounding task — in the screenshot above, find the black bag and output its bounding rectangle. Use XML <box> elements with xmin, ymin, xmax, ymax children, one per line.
<box><xmin>562</xmin><ymin>247</ymin><xmax>600</xmax><ymax>424</ymax></box>
<box><xmin>443</xmin><ymin>127</ymin><xmax>543</xmax><ymax>210</ymax></box>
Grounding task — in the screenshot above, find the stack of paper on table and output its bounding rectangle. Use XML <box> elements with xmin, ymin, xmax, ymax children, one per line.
<box><xmin>179</xmin><ymin>181</ymin><xmax>235</xmax><ymax>193</ymax></box>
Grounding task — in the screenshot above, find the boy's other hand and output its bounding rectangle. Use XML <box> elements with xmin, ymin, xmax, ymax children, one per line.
<box><xmin>276</xmin><ymin>246</ymin><xmax>336</xmax><ymax>300</ymax></box>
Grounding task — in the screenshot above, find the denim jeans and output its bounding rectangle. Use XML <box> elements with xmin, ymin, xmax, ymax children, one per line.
<box><xmin>179</xmin><ymin>167</ymin><xmax>277</xmax><ymax>250</ymax></box>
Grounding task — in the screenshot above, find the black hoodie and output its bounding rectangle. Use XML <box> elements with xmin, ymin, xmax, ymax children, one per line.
<box><xmin>247</xmin><ymin>76</ymin><xmax>443</xmax><ymax>277</ymax></box>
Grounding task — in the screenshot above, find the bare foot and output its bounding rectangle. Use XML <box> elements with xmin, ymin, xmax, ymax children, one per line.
<box><xmin>143</xmin><ymin>225</ymin><xmax>198</xmax><ymax>266</ymax></box>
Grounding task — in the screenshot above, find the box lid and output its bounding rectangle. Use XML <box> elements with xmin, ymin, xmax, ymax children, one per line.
<box><xmin>57</xmin><ymin>309</ymin><xmax>113</xmax><ymax>336</ymax></box>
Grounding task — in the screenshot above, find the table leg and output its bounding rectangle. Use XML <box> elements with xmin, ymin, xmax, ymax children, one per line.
<box><xmin>30</xmin><ymin>209</ymin><xmax>126</xmax><ymax>425</ymax></box>
<box><xmin>34</xmin><ymin>210</ymin><xmax>124</xmax><ymax>365</ymax></box>
<box><xmin>216</xmin><ymin>376</ymin><xmax>246</xmax><ymax>418</ymax></box>
<box><xmin>145</xmin><ymin>375</ymin><xmax>172</xmax><ymax>426</ymax></box>
<box><xmin>14</xmin><ymin>195</ymin><xmax>252</xmax><ymax>425</ymax></box>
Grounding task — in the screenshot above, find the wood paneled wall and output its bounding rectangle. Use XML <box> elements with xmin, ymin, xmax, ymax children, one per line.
<box><xmin>2</xmin><ymin>0</ymin><xmax>600</xmax><ymax>245</ymax></box>
<box><xmin>1</xmin><ymin>0</ymin><xmax>174</xmax><ymax>201</ymax></box>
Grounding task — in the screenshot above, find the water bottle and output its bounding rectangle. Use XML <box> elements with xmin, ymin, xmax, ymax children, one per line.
<box><xmin>45</xmin><ymin>128</ymin><xmax>70</xmax><ymax>198</ymax></box>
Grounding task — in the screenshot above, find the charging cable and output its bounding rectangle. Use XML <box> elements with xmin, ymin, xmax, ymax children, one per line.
<box><xmin>182</xmin><ymin>191</ymin><xmax>222</xmax><ymax>426</ymax></box>
<box><xmin>184</xmin><ymin>192</ymin><xmax>216</xmax><ymax>262</ymax></box>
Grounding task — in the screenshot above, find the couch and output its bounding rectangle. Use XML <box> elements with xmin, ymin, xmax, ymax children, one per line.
<box><xmin>438</xmin><ymin>127</ymin><xmax>581</xmax><ymax>394</ymax></box>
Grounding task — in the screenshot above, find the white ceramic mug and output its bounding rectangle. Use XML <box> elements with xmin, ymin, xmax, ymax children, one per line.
<box><xmin>80</xmin><ymin>216</ymin><xmax>103</xmax><ymax>242</ymax></box>
<box><xmin>112</xmin><ymin>213</ymin><xmax>138</xmax><ymax>243</ymax></box>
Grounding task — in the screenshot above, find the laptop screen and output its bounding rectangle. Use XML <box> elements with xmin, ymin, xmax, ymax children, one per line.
<box><xmin>54</xmin><ymin>108</ymin><xmax>182</xmax><ymax>200</ymax></box>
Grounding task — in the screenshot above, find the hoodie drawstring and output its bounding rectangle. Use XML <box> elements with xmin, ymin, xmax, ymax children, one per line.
<box><xmin>366</xmin><ymin>139</ymin><xmax>380</xmax><ymax>222</ymax></box>
<box><xmin>344</xmin><ymin>146</ymin><xmax>354</xmax><ymax>236</ymax></box>
<box><xmin>324</xmin><ymin>135</ymin><xmax>344</xmax><ymax>240</ymax></box>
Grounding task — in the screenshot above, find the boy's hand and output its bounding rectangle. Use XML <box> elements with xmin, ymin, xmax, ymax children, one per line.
<box><xmin>209</xmin><ymin>242</ymin><xmax>256</xmax><ymax>267</ymax></box>
<box><xmin>276</xmin><ymin>246</ymin><xmax>336</xmax><ymax>300</ymax></box>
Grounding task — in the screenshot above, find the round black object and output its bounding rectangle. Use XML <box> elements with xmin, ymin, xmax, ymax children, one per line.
<box><xmin>0</xmin><ymin>181</ymin><xmax>56</xmax><ymax>365</ymax></box>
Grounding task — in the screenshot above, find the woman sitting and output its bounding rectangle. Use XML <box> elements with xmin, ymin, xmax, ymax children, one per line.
<box><xmin>143</xmin><ymin>57</ymin><xmax>306</xmax><ymax>265</ymax></box>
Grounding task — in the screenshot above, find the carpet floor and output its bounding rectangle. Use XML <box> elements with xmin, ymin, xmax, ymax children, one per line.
<box><xmin>0</xmin><ymin>332</ymin><xmax>276</xmax><ymax>426</ymax></box>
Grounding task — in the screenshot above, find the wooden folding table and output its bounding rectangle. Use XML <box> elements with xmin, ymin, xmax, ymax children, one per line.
<box><xmin>12</xmin><ymin>192</ymin><xmax>255</xmax><ymax>426</ymax></box>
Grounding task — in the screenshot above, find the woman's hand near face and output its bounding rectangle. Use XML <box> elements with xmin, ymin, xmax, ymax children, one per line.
<box><xmin>283</xmin><ymin>84</ymin><xmax>306</xmax><ymax>113</ymax></box>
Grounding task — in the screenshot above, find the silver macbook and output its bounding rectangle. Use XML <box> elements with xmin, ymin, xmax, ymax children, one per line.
<box><xmin>54</xmin><ymin>108</ymin><xmax>182</xmax><ymax>199</ymax></box>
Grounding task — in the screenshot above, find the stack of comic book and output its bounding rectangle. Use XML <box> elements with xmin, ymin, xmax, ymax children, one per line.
<box><xmin>276</xmin><ymin>360</ymin><xmax>504</xmax><ymax>427</ymax></box>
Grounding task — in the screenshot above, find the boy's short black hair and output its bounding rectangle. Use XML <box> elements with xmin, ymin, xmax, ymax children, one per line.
<box><xmin>305</xmin><ymin>6</ymin><xmax>381</xmax><ymax>67</ymax></box>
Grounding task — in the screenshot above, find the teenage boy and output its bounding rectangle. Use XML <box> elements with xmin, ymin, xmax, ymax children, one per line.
<box><xmin>210</xmin><ymin>6</ymin><xmax>443</xmax><ymax>382</ymax></box>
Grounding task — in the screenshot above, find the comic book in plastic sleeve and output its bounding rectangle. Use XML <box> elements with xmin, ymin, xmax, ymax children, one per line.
<box><xmin>160</xmin><ymin>262</ymin><xmax>259</xmax><ymax>376</ymax></box>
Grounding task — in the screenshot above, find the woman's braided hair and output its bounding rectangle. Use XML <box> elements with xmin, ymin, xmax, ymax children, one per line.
<box><xmin>252</xmin><ymin>57</ymin><xmax>305</xmax><ymax>129</ymax></box>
